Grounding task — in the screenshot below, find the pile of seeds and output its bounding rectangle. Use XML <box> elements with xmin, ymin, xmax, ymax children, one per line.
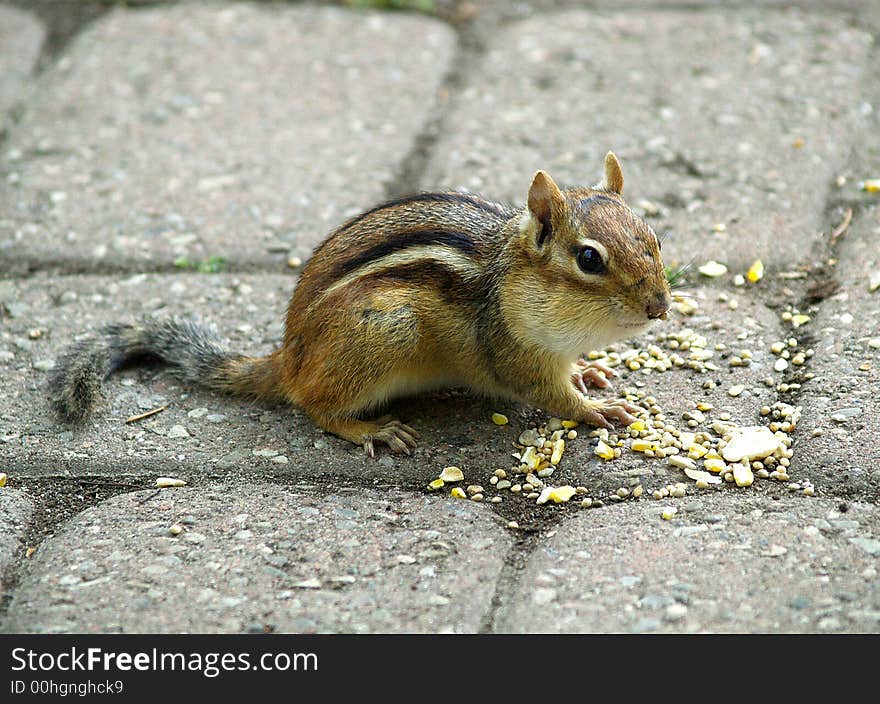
<box><xmin>428</xmin><ymin>308</ymin><xmax>822</xmax><ymax>515</ymax></box>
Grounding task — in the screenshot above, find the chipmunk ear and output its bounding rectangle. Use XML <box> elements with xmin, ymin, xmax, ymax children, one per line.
<box><xmin>528</xmin><ymin>170</ymin><xmax>565</xmax><ymax>246</ymax></box>
<box><xmin>598</xmin><ymin>151</ymin><xmax>624</xmax><ymax>195</ymax></box>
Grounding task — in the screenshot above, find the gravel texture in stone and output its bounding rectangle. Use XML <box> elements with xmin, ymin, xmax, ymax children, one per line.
<box><xmin>2</xmin><ymin>485</ymin><xmax>510</xmax><ymax>633</ymax></box>
<box><xmin>424</xmin><ymin>9</ymin><xmax>872</xmax><ymax>269</ymax></box>
<box><xmin>0</xmin><ymin>3</ymin><xmax>455</xmax><ymax>273</ymax></box>
<box><xmin>494</xmin><ymin>495</ymin><xmax>880</xmax><ymax>633</ymax></box>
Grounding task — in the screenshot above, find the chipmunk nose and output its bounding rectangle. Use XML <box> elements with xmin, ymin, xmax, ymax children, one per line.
<box><xmin>646</xmin><ymin>292</ymin><xmax>671</xmax><ymax>320</ymax></box>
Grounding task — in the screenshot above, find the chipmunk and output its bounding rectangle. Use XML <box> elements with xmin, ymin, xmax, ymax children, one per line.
<box><xmin>51</xmin><ymin>152</ymin><xmax>671</xmax><ymax>456</ymax></box>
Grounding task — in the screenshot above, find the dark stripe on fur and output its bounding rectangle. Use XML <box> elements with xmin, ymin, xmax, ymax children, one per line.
<box><xmin>336</xmin><ymin>192</ymin><xmax>512</xmax><ymax>235</ymax></box>
<box><xmin>363</xmin><ymin>259</ymin><xmax>475</xmax><ymax>306</ymax></box>
<box><xmin>334</xmin><ymin>228</ymin><xmax>479</xmax><ymax>279</ymax></box>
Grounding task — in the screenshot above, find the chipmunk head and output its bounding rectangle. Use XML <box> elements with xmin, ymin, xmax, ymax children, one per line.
<box><xmin>505</xmin><ymin>152</ymin><xmax>671</xmax><ymax>357</ymax></box>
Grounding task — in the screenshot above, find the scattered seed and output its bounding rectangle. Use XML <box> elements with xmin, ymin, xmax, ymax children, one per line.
<box><xmin>698</xmin><ymin>260</ymin><xmax>728</xmax><ymax>277</ymax></box>
<box><xmin>746</xmin><ymin>259</ymin><xmax>764</xmax><ymax>283</ymax></box>
<box><xmin>537</xmin><ymin>485</ymin><xmax>577</xmax><ymax>504</ymax></box>
<box><xmin>440</xmin><ymin>467</ymin><xmax>464</xmax><ymax>483</ymax></box>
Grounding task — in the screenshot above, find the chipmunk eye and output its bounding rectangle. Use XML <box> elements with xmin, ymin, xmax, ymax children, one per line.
<box><xmin>577</xmin><ymin>246</ymin><xmax>605</xmax><ymax>274</ymax></box>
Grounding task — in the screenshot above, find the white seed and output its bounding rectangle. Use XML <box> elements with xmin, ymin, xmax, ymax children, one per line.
<box><xmin>668</xmin><ymin>455</ymin><xmax>697</xmax><ymax>471</ymax></box>
<box><xmin>440</xmin><ymin>467</ymin><xmax>465</xmax><ymax>483</ymax></box>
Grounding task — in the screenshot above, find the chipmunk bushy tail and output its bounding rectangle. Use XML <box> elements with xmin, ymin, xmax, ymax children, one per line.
<box><xmin>50</xmin><ymin>316</ymin><xmax>285</xmax><ymax>424</ymax></box>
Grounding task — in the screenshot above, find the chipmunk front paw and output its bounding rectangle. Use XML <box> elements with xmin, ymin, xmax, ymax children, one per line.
<box><xmin>581</xmin><ymin>399</ymin><xmax>641</xmax><ymax>429</ymax></box>
<box><xmin>571</xmin><ymin>358</ymin><xmax>617</xmax><ymax>394</ymax></box>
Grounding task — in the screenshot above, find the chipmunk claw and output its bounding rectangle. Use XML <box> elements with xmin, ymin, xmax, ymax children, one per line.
<box><xmin>363</xmin><ymin>418</ymin><xmax>420</xmax><ymax>456</ymax></box>
<box><xmin>582</xmin><ymin>400</ymin><xmax>641</xmax><ymax>429</ymax></box>
<box><xmin>572</xmin><ymin>359</ymin><xmax>617</xmax><ymax>392</ymax></box>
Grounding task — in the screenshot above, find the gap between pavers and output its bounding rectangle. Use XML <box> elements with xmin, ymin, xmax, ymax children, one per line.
<box><xmin>0</xmin><ymin>2</ymin><xmax>456</xmax><ymax>274</ymax></box>
<box><xmin>493</xmin><ymin>493</ymin><xmax>880</xmax><ymax>633</ymax></box>
<box><xmin>423</xmin><ymin>8</ymin><xmax>872</xmax><ymax>269</ymax></box>
<box><xmin>1</xmin><ymin>484</ymin><xmax>512</xmax><ymax>634</ymax></box>
<box><xmin>792</xmin><ymin>205</ymin><xmax>880</xmax><ymax>497</ymax></box>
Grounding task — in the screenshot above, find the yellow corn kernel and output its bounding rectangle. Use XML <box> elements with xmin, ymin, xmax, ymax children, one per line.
<box><xmin>562</xmin><ymin>420</ymin><xmax>579</xmax><ymax>429</ymax></box>
<box><xmin>746</xmin><ymin>259</ymin><xmax>764</xmax><ymax>283</ymax></box>
<box><xmin>427</xmin><ymin>479</ymin><xmax>445</xmax><ymax>491</ymax></box>
<box><xmin>0</xmin><ymin>472</ymin><xmax>6</xmax><ymax>488</ymax></box>
<box><xmin>628</xmin><ymin>420</ymin><xmax>647</xmax><ymax>432</ymax></box>
<box><xmin>537</xmin><ymin>485</ymin><xmax>577</xmax><ymax>505</ymax></box>
<box><xmin>491</xmin><ymin>413</ymin><xmax>509</xmax><ymax>426</ymax></box>
<box><xmin>631</xmin><ymin>439</ymin><xmax>659</xmax><ymax>453</ymax></box>
<box><xmin>450</xmin><ymin>487</ymin><xmax>467</xmax><ymax>499</ymax></box>
<box><xmin>550</xmin><ymin>438</ymin><xmax>565</xmax><ymax>465</ymax></box>
<box><xmin>791</xmin><ymin>314</ymin><xmax>810</xmax><ymax>328</ymax></box>
<box><xmin>696</xmin><ymin>402</ymin><xmax>713</xmax><ymax>412</ymax></box>
<box><xmin>703</xmin><ymin>458</ymin><xmax>727</xmax><ymax>474</ymax></box>
<box><xmin>687</xmin><ymin>443</ymin><xmax>708</xmax><ymax>460</ymax></box>
<box><xmin>661</xmin><ymin>507</ymin><xmax>677</xmax><ymax>520</ymax></box>
<box><xmin>594</xmin><ymin>440</ymin><xmax>615</xmax><ymax>460</ymax></box>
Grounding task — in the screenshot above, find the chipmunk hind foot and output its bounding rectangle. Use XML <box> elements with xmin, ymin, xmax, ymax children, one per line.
<box><xmin>313</xmin><ymin>414</ymin><xmax>420</xmax><ymax>457</ymax></box>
